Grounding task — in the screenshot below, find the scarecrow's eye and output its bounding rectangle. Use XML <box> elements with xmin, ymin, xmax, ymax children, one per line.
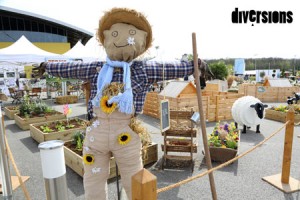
<box><xmin>129</xmin><ymin>29</ymin><xmax>136</xmax><ymax>35</ymax></box>
<box><xmin>112</xmin><ymin>31</ymin><xmax>118</xmax><ymax>37</ymax></box>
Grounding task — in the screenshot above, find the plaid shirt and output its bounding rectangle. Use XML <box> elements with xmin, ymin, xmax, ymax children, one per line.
<box><xmin>45</xmin><ymin>60</ymin><xmax>194</xmax><ymax>119</ymax></box>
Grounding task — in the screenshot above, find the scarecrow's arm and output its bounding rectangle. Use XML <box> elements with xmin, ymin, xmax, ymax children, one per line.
<box><xmin>142</xmin><ymin>60</ymin><xmax>195</xmax><ymax>83</ymax></box>
<box><xmin>33</xmin><ymin>61</ymin><xmax>104</xmax><ymax>81</ymax></box>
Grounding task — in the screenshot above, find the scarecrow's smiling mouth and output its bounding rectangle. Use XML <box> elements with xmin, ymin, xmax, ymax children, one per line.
<box><xmin>114</xmin><ymin>43</ymin><xmax>129</xmax><ymax>48</ymax></box>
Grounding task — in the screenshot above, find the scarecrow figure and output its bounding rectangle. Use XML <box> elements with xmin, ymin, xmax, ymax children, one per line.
<box><xmin>33</xmin><ymin>8</ymin><xmax>212</xmax><ymax>200</ymax></box>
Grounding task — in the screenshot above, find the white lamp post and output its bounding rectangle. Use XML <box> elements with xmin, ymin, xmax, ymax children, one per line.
<box><xmin>39</xmin><ymin>140</ymin><xmax>68</xmax><ymax>200</ymax></box>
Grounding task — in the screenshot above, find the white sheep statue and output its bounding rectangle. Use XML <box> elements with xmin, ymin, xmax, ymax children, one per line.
<box><xmin>231</xmin><ymin>96</ymin><xmax>268</xmax><ymax>134</ymax></box>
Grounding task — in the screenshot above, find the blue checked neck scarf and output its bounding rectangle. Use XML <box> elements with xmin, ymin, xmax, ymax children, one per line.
<box><xmin>92</xmin><ymin>57</ymin><xmax>133</xmax><ymax>114</ymax></box>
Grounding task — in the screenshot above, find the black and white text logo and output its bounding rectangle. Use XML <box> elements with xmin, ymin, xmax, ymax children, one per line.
<box><xmin>232</xmin><ymin>8</ymin><xmax>293</xmax><ymax>26</ymax></box>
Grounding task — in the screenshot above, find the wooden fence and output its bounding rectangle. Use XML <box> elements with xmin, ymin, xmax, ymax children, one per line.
<box><xmin>238</xmin><ymin>85</ymin><xmax>300</xmax><ymax>102</ymax></box>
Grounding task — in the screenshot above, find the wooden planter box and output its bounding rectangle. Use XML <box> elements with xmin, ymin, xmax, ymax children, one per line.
<box><xmin>265</xmin><ymin>109</ymin><xmax>300</xmax><ymax>123</ymax></box>
<box><xmin>208</xmin><ymin>147</ymin><xmax>238</xmax><ymax>163</ymax></box>
<box><xmin>14</xmin><ymin>112</ymin><xmax>66</xmax><ymax>130</ymax></box>
<box><xmin>3</xmin><ymin>106</ymin><xmax>19</xmax><ymax>120</ymax></box>
<box><xmin>56</xmin><ymin>95</ymin><xmax>78</xmax><ymax>104</ymax></box>
<box><xmin>204</xmin><ymin>130</ymin><xmax>240</xmax><ymax>163</ymax></box>
<box><xmin>29</xmin><ymin>118</ymin><xmax>88</xmax><ymax>143</ymax></box>
<box><xmin>64</xmin><ymin>142</ymin><xmax>158</xmax><ymax>179</ymax></box>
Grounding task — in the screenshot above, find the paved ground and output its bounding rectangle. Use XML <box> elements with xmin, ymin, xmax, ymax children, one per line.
<box><xmin>1</xmin><ymin>98</ymin><xmax>300</xmax><ymax>200</ymax></box>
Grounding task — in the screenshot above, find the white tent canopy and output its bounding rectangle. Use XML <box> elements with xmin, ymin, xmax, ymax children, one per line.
<box><xmin>0</xmin><ymin>35</ymin><xmax>62</xmax><ymax>64</ymax></box>
<box><xmin>63</xmin><ymin>37</ymin><xmax>106</xmax><ymax>62</ymax></box>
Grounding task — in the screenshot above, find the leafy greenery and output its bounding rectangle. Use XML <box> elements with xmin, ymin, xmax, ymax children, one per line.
<box><xmin>19</xmin><ymin>95</ymin><xmax>54</xmax><ymax>117</ymax></box>
<box><xmin>72</xmin><ymin>131</ymin><xmax>85</xmax><ymax>151</ymax></box>
<box><xmin>40</xmin><ymin>125</ymin><xmax>54</xmax><ymax>133</ymax></box>
<box><xmin>208</xmin><ymin>61</ymin><xmax>229</xmax><ymax>80</ymax></box>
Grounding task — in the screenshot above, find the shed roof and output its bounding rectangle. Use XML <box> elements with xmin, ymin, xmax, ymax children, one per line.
<box><xmin>265</xmin><ymin>78</ymin><xmax>292</xmax><ymax>87</ymax></box>
<box><xmin>159</xmin><ymin>81</ymin><xmax>196</xmax><ymax>98</ymax></box>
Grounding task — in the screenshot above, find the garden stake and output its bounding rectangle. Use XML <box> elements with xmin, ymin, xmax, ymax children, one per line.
<box><xmin>116</xmin><ymin>163</ymin><xmax>120</xmax><ymax>200</ymax></box>
<box><xmin>192</xmin><ymin>32</ymin><xmax>217</xmax><ymax>200</ymax></box>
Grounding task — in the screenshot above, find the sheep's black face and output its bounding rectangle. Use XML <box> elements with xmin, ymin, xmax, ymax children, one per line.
<box><xmin>250</xmin><ymin>103</ymin><xmax>268</xmax><ymax>119</ymax></box>
<box><xmin>295</xmin><ymin>93</ymin><xmax>300</xmax><ymax>101</ymax></box>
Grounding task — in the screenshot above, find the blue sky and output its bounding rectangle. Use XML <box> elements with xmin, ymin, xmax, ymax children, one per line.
<box><xmin>1</xmin><ymin>0</ymin><xmax>299</xmax><ymax>59</ymax></box>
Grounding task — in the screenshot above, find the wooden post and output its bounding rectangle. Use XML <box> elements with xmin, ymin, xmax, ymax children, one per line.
<box><xmin>192</xmin><ymin>33</ymin><xmax>217</xmax><ymax>200</ymax></box>
<box><xmin>262</xmin><ymin>106</ymin><xmax>300</xmax><ymax>193</ymax></box>
<box><xmin>215</xmin><ymin>96</ymin><xmax>219</xmax><ymax>121</ymax></box>
<box><xmin>281</xmin><ymin>107</ymin><xmax>295</xmax><ymax>183</ymax></box>
<box><xmin>132</xmin><ymin>169</ymin><xmax>157</xmax><ymax>200</ymax></box>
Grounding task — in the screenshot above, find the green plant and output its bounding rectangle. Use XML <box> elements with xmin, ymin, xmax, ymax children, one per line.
<box><xmin>55</xmin><ymin>123</ymin><xmax>66</xmax><ymax>132</ymax></box>
<box><xmin>208</xmin><ymin>62</ymin><xmax>229</xmax><ymax>80</ymax></box>
<box><xmin>72</xmin><ymin>131</ymin><xmax>85</xmax><ymax>151</ymax></box>
<box><xmin>66</xmin><ymin>124</ymin><xmax>75</xmax><ymax>128</ymax></box>
<box><xmin>19</xmin><ymin>95</ymin><xmax>33</xmax><ymax>117</ymax></box>
<box><xmin>74</xmin><ymin>117</ymin><xmax>85</xmax><ymax>126</ymax></box>
<box><xmin>208</xmin><ymin>122</ymin><xmax>239</xmax><ymax>149</ymax></box>
<box><xmin>40</xmin><ymin>125</ymin><xmax>54</xmax><ymax>133</ymax></box>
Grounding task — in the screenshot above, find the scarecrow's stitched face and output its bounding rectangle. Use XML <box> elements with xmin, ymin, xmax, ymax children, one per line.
<box><xmin>103</xmin><ymin>23</ymin><xmax>148</xmax><ymax>62</ymax></box>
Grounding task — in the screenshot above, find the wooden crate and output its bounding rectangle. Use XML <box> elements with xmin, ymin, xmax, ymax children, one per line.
<box><xmin>29</xmin><ymin>118</ymin><xmax>88</xmax><ymax>143</ymax></box>
<box><xmin>56</xmin><ymin>95</ymin><xmax>78</xmax><ymax>104</ymax></box>
<box><xmin>64</xmin><ymin>142</ymin><xmax>158</xmax><ymax>178</ymax></box>
<box><xmin>3</xmin><ymin>106</ymin><xmax>19</xmax><ymax>120</ymax></box>
<box><xmin>265</xmin><ymin>109</ymin><xmax>300</xmax><ymax>124</ymax></box>
<box><xmin>143</xmin><ymin>92</ymin><xmax>159</xmax><ymax>118</ymax></box>
<box><xmin>14</xmin><ymin>112</ymin><xmax>66</xmax><ymax>130</ymax></box>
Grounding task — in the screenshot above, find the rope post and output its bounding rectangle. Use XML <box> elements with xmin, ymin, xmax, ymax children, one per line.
<box><xmin>132</xmin><ymin>169</ymin><xmax>157</xmax><ymax>200</ymax></box>
<box><xmin>192</xmin><ymin>33</ymin><xmax>217</xmax><ymax>200</ymax></box>
<box><xmin>281</xmin><ymin>107</ymin><xmax>295</xmax><ymax>183</ymax></box>
<box><xmin>262</xmin><ymin>107</ymin><xmax>300</xmax><ymax>193</ymax></box>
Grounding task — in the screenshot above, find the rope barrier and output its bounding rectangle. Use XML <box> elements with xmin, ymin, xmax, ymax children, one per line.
<box><xmin>4</xmin><ymin>135</ymin><xmax>31</xmax><ymax>200</ymax></box>
<box><xmin>157</xmin><ymin>121</ymin><xmax>289</xmax><ymax>194</ymax></box>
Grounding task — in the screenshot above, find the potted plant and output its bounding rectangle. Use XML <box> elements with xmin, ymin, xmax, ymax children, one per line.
<box><xmin>30</xmin><ymin>117</ymin><xmax>88</xmax><ymax>143</ymax></box>
<box><xmin>206</xmin><ymin>122</ymin><xmax>240</xmax><ymax>162</ymax></box>
<box><xmin>14</xmin><ymin>96</ymin><xmax>66</xmax><ymax>130</ymax></box>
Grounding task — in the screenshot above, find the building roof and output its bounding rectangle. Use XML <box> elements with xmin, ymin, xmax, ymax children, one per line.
<box><xmin>0</xmin><ymin>6</ymin><xmax>93</xmax><ymax>47</ymax></box>
<box><xmin>159</xmin><ymin>81</ymin><xmax>196</xmax><ymax>98</ymax></box>
<box><xmin>265</xmin><ymin>78</ymin><xmax>292</xmax><ymax>87</ymax></box>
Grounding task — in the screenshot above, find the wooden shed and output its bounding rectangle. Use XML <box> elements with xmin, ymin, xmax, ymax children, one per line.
<box><xmin>159</xmin><ymin>81</ymin><xmax>197</xmax><ymax>99</ymax></box>
<box><xmin>263</xmin><ymin>78</ymin><xmax>292</xmax><ymax>87</ymax></box>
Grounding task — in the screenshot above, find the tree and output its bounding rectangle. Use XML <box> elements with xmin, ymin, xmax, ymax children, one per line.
<box><xmin>209</xmin><ymin>62</ymin><xmax>228</xmax><ymax>80</ymax></box>
<box><xmin>259</xmin><ymin>71</ymin><xmax>266</xmax><ymax>81</ymax></box>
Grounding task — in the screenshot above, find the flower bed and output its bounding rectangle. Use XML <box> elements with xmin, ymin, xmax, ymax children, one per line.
<box><xmin>14</xmin><ymin>97</ymin><xmax>66</xmax><ymax>130</ymax></box>
<box><xmin>15</xmin><ymin>111</ymin><xmax>66</xmax><ymax>130</ymax></box>
<box><xmin>3</xmin><ymin>106</ymin><xmax>19</xmax><ymax>120</ymax></box>
<box><xmin>265</xmin><ymin>105</ymin><xmax>300</xmax><ymax>123</ymax></box>
<box><xmin>206</xmin><ymin>122</ymin><xmax>240</xmax><ymax>162</ymax></box>
<box><xmin>29</xmin><ymin>118</ymin><xmax>88</xmax><ymax>143</ymax></box>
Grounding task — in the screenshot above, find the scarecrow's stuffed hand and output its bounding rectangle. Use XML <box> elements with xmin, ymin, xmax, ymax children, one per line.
<box><xmin>199</xmin><ymin>59</ymin><xmax>214</xmax><ymax>78</ymax></box>
<box><xmin>32</xmin><ymin>62</ymin><xmax>46</xmax><ymax>78</ymax></box>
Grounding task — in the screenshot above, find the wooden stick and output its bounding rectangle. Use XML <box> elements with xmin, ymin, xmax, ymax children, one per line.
<box><xmin>192</xmin><ymin>33</ymin><xmax>217</xmax><ymax>200</ymax></box>
<box><xmin>281</xmin><ymin>106</ymin><xmax>295</xmax><ymax>183</ymax></box>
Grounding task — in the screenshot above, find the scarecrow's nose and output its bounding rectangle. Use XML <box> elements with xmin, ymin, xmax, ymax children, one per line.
<box><xmin>127</xmin><ymin>37</ymin><xmax>135</xmax><ymax>45</ymax></box>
